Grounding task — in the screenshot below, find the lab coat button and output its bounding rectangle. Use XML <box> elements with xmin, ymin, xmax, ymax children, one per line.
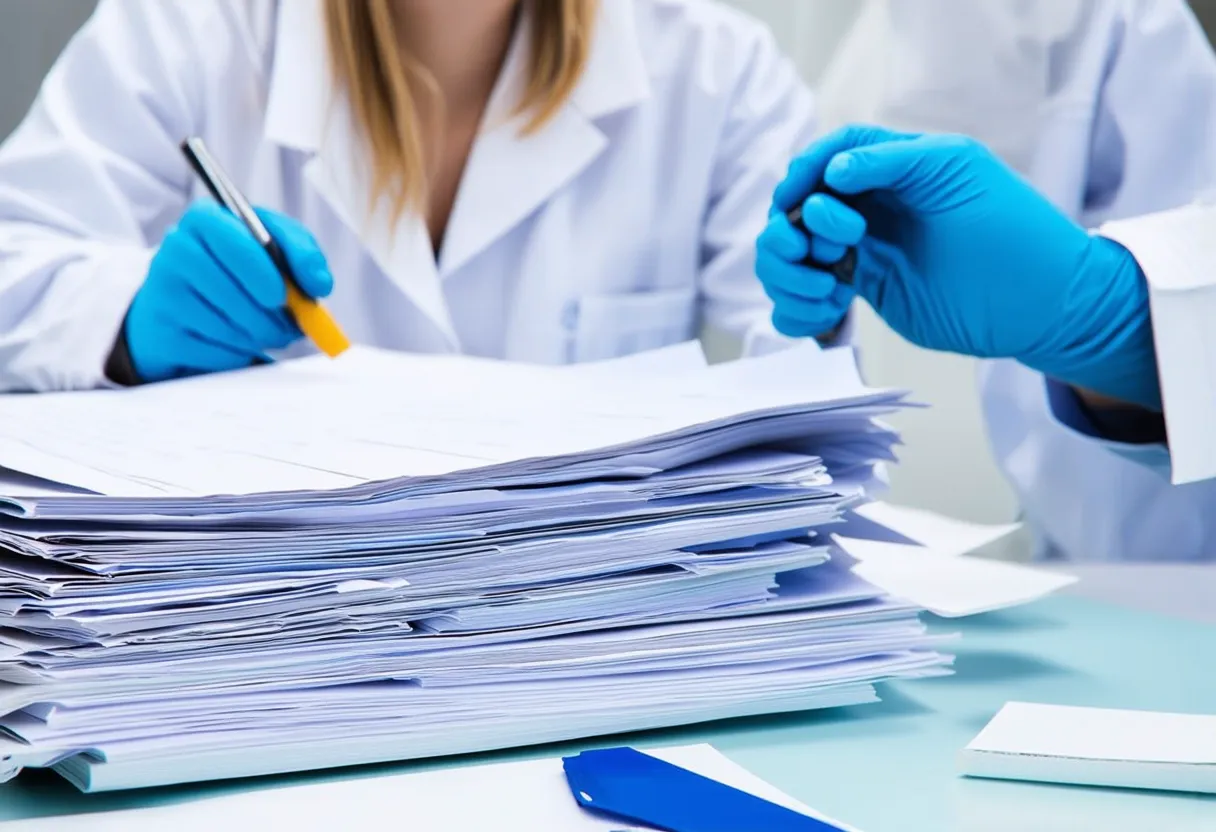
<box><xmin>561</xmin><ymin>299</ymin><xmax>580</xmax><ymax>332</ymax></box>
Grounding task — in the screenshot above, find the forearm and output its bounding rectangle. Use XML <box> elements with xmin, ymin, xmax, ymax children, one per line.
<box><xmin>1057</xmin><ymin>237</ymin><xmax>1165</xmax><ymax>446</ymax></box>
<box><xmin>0</xmin><ymin>240</ymin><xmax>150</xmax><ymax>391</ymax></box>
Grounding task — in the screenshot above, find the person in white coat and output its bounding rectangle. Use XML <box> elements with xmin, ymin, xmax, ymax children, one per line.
<box><xmin>810</xmin><ymin>0</ymin><xmax>1216</xmax><ymax>562</ymax></box>
<box><xmin>0</xmin><ymin>0</ymin><xmax>812</xmax><ymax>391</ymax></box>
<box><xmin>763</xmin><ymin>124</ymin><xmax>1216</xmax><ymax>513</ymax></box>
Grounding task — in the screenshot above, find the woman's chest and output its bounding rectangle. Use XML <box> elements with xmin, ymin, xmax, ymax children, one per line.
<box><xmin>230</xmin><ymin>131</ymin><xmax>712</xmax><ymax>364</ymax></box>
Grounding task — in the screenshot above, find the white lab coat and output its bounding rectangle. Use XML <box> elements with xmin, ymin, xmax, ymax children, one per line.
<box><xmin>818</xmin><ymin>0</ymin><xmax>1216</xmax><ymax>561</ymax></box>
<box><xmin>0</xmin><ymin>0</ymin><xmax>813</xmax><ymax>391</ymax></box>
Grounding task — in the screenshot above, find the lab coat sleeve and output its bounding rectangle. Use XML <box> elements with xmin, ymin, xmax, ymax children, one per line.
<box><xmin>0</xmin><ymin>0</ymin><xmax>209</xmax><ymax>391</ymax></box>
<box><xmin>1101</xmin><ymin>204</ymin><xmax>1216</xmax><ymax>486</ymax></box>
<box><xmin>695</xmin><ymin>19</ymin><xmax>820</xmax><ymax>357</ymax></box>
<box><xmin>979</xmin><ymin>0</ymin><xmax>1216</xmax><ymax>561</ymax></box>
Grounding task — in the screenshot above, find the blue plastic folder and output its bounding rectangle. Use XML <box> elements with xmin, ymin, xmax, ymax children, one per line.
<box><xmin>563</xmin><ymin>747</ymin><xmax>848</xmax><ymax>831</ymax></box>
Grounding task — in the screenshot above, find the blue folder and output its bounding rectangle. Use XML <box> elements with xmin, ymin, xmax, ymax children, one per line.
<box><xmin>563</xmin><ymin>747</ymin><xmax>849</xmax><ymax>831</ymax></box>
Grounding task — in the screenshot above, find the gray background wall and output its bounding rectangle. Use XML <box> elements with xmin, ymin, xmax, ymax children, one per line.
<box><xmin>1196</xmin><ymin>0</ymin><xmax>1216</xmax><ymax>31</ymax></box>
<box><xmin>0</xmin><ymin>0</ymin><xmax>95</xmax><ymax>137</ymax></box>
<box><xmin>2</xmin><ymin>0</ymin><xmax>1215</xmax><ymax>526</ymax></box>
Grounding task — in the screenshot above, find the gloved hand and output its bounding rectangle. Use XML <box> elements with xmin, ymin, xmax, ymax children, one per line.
<box><xmin>122</xmin><ymin>202</ymin><xmax>334</xmax><ymax>383</ymax></box>
<box><xmin>756</xmin><ymin>189</ymin><xmax>861</xmax><ymax>340</ymax></box>
<box><xmin>760</xmin><ymin>125</ymin><xmax>1161</xmax><ymax>411</ymax></box>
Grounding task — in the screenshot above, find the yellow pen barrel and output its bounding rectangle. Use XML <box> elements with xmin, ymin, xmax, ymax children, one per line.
<box><xmin>284</xmin><ymin>284</ymin><xmax>350</xmax><ymax>358</ymax></box>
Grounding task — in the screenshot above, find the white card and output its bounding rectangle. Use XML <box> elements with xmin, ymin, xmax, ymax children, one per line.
<box><xmin>960</xmin><ymin>702</ymin><xmax>1216</xmax><ymax>794</ymax></box>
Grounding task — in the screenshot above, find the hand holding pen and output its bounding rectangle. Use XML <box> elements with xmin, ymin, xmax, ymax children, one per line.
<box><xmin>111</xmin><ymin>138</ymin><xmax>348</xmax><ymax>384</ymax></box>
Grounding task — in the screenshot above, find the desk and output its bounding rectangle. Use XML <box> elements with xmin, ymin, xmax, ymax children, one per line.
<box><xmin>1</xmin><ymin>567</ymin><xmax>1213</xmax><ymax>831</ymax></box>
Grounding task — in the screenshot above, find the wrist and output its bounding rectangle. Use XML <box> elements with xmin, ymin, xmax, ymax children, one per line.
<box><xmin>1026</xmin><ymin>236</ymin><xmax>1161</xmax><ymax>411</ymax></box>
<box><xmin>814</xmin><ymin>311</ymin><xmax>850</xmax><ymax>347</ymax></box>
<box><xmin>103</xmin><ymin>317</ymin><xmax>143</xmax><ymax>387</ymax></box>
<box><xmin>1068</xmin><ymin>383</ymin><xmax>1167</xmax><ymax>445</ymax></box>
<box><xmin>1072</xmin><ymin>386</ymin><xmax>1137</xmax><ymax>410</ymax></box>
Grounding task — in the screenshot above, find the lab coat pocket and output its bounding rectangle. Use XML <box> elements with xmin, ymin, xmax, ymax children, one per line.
<box><xmin>569</xmin><ymin>288</ymin><xmax>698</xmax><ymax>363</ymax></box>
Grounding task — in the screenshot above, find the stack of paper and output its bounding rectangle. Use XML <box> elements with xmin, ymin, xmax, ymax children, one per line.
<box><xmin>0</xmin><ymin>343</ymin><xmax>952</xmax><ymax>791</ymax></box>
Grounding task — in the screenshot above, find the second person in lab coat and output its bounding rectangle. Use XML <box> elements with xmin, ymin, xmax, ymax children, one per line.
<box><xmin>807</xmin><ymin>0</ymin><xmax>1216</xmax><ymax>562</ymax></box>
<box><xmin>0</xmin><ymin>0</ymin><xmax>811</xmax><ymax>390</ymax></box>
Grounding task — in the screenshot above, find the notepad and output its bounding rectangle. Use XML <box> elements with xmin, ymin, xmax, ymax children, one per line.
<box><xmin>960</xmin><ymin>702</ymin><xmax>1216</xmax><ymax>794</ymax></box>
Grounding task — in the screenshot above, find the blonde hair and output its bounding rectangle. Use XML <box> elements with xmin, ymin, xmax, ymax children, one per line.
<box><xmin>323</xmin><ymin>0</ymin><xmax>598</xmax><ymax>222</ymax></box>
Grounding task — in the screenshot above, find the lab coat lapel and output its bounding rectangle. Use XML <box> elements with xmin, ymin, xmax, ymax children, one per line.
<box><xmin>439</xmin><ymin>0</ymin><xmax>652</xmax><ymax>277</ymax></box>
<box><xmin>304</xmin><ymin>114</ymin><xmax>459</xmax><ymax>349</ymax></box>
<box><xmin>262</xmin><ymin>0</ymin><xmax>459</xmax><ymax>350</ymax></box>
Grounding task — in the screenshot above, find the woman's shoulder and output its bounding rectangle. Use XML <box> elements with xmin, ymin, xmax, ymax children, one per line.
<box><xmin>77</xmin><ymin>0</ymin><xmax>281</xmax><ymax>88</ymax></box>
<box><xmin>89</xmin><ymin>0</ymin><xmax>279</xmax><ymax>58</ymax></box>
<box><xmin>93</xmin><ymin>0</ymin><xmax>274</xmax><ymax>30</ymax></box>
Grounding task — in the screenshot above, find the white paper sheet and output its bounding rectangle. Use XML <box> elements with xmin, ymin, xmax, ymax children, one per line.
<box><xmin>0</xmin><ymin>343</ymin><xmax>885</xmax><ymax>499</ymax></box>
<box><xmin>832</xmin><ymin>504</ymin><xmax>1072</xmax><ymax>617</ymax></box>
<box><xmin>0</xmin><ymin>745</ymin><xmax>863</xmax><ymax>832</ymax></box>
<box><xmin>835</xmin><ymin>536</ymin><xmax>1077</xmax><ymax>618</ymax></box>
<box><xmin>852</xmin><ymin>501</ymin><xmax>1021</xmax><ymax>556</ymax></box>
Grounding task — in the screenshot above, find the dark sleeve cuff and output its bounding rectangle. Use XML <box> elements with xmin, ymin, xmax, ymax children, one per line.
<box><xmin>814</xmin><ymin>312</ymin><xmax>850</xmax><ymax>348</ymax></box>
<box><xmin>103</xmin><ymin>325</ymin><xmax>142</xmax><ymax>387</ymax></box>
<box><xmin>1080</xmin><ymin>398</ymin><xmax>1168</xmax><ymax>445</ymax></box>
<box><xmin>1046</xmin><ymin>378</ymin><xmax>1166</xmax><ymax>445</ymax></box>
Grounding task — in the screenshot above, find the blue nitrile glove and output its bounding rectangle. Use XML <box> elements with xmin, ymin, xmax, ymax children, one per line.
<box><xmin>763</xmin><ymin>125</ymin><xmax>1160</xmax><ymax>411</ymax></box>
<box><xmin>756</xmin><ymin>190</ymin><xmax>861</xmax><ymax>339</ymax></box>
<box><xmin>123</xmin><ymin>202</ymin><xmax>334</xmax><ymax>383</ymax></box>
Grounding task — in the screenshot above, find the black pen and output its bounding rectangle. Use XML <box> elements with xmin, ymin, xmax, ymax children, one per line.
<box><xmin>180</xmin><ymin>137</ymin><xmax>350</xmax><ymax>357</ymax></box>
<box><xmin>785</xmin><ymin>189</ymin><xmax>858</xmax><ymax>286</ymax></box>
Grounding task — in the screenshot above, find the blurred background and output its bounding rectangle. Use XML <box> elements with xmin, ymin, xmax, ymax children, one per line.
<box><xmin>3</xmin><ymin>0</ymin><xmax>1215</xmax><ymax>528</ymax></box>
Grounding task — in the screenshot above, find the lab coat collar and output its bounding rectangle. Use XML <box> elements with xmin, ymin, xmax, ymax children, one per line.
<box><xmin>263</xmin><ymin>0</ymin><xmax>328</xmax><ymax>154</ymax></box>
<box><xmin>265</xmin><ymin>0</ymin><xmax>460</xmax><ymax>349</ymax></box>
<box><xmin>263</xmin><ymin>0</ymin><xmax>652</xmax><ymax>156</ymax></box>
<box><xmin>438</xmin><ymin>0</ymin><xmax>653</xmax><ymax>275</ymax></box>
<box><xmin>262</xmin><ymin>0</ymin><xmax>651</xmax><ymax>338</ymax></box>
<box><xmin>570</xmin><ymin>0</ymin><xmax>653</xmax><ymax>120</ymax></box>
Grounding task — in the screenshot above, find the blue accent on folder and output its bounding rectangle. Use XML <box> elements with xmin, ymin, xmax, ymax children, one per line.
<box><xmin>562</xmin><ymin>747</ymin><xmax>848</xmax><ymax>831</ymax></box>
